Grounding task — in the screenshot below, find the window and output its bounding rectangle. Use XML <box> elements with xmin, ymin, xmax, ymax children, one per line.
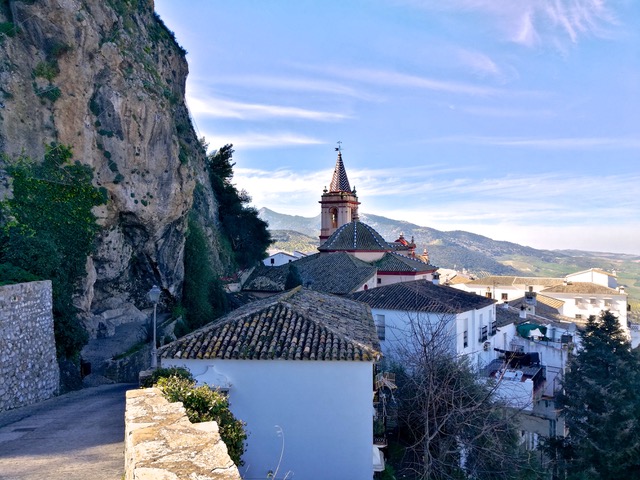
<box><xmin>490</xmin><ymin>320</ymin><xmax>497</xmax><ymax>336</ymax></box>
<box><xmin>375</xmin><ymin>315</ymin><xmax>385</xmax><ymax>341</ymax></box>
<box><xmin>501</xmin><ymin>293</ymin><xmax>508</xmax><ymax>301</ymax></box>
<box><xmin>479</xmin><ymin>326</ymin><xmax>488</xmax><ymax>342</ymax></box>
<box><xmin>463</xmin><ymin>330</ymin><xmax>468</xmax><ymax>348</ymax></box>
<box><xmin>604</xmin><ymin>298</ymin><xmax>612</xmax><ymax>307</ymax></box>
<box><xmin>330</xmin><ymin>208</ymin><xmax>338</xmax><ymax>228</ymax></box>
<box><xmin>575</xmin><ymin>314</ymin><xmax>582</xmax><ymax>319</ymax></box>
<box><xmin>377</xmin><ymin>278</ymin><xmax>382</xmax><ymax>285</ymax></box>
<box><xmin>589</xmin><ymin>297</ymin><xmax>597</xmax><ymax>305</ymax></box>
<box><xmin>270</xmin><ymin>258</ymin><xmax>275</xmax><ymax>265</ymax></box>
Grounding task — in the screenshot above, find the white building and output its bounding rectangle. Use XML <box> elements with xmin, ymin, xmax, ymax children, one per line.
<box><xmin>263</xmin><ymin>251</ymin><xmax>299</xmax><ymax>267</ymax></box>
<box><xmin>453</xmin><ymin>270</ymin><xmax>628</xmax><ymax>332</ymax></box>
<box><xmin>159</xmin><ymin>287</ymin><xmax>381</xmax><ymax>480</ymax></box>
<box><xmin>349</xmin><ymin>279</ymin><xmax>504</xmax><ymax>368</ymax></box>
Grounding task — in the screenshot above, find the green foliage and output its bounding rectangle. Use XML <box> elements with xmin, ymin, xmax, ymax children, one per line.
<box><xmin>207</xmin><ymin>144</ymin><xmax>271</xmax><ymax>269</ymax></box>
<box><xmin>551</xmin><ymin>310</ymin><xmax>640</xmax><ymax>479</ymax></box>
<box><xmin>33</xmin><ymin>60</ymin><xmax>59</xmax><ymax>81</ymax></box>
<box><xmin>182</xmin><ymin>216</ymin><xmax>227</xmax><ymax>331</ymax></box>
<box><xmin>155</xmin><ymin>375</ymin><xmax>247</xmax><ymax>465</ymax></box>
<box><xmin>0</xmin><ymin>22</ymin><xmax>18</xmax><ymax>40</ymax></box>
<box><xmin>0</xmin><ymin>262</ymin><xmax>41</xmax><ymax>286</ymax></box>
<box><xmin>140</xmin><ymin>366</ymin><xmax>193</xmax><ymax>387</ymax></box>
<box><xmin>0</xmin><ymin>144</ymin><xmax>107</xmax><ymax>358</ymax></box>
<box><xmin>284</xmin><ymin>263</ymin><xmax>302</xmax><ymax>290</ymax></box>
<box><xmin>34</xmin><ymin>84</ymin><xmax>61</xmax><ymax>102</ymax></box>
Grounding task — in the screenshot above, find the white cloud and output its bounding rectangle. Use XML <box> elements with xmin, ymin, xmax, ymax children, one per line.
<box><xmin>454</xmin><ymin>48</ymin><xmax>503</xmax><ymax>79</ymax></box>
<box><xmin>419</xmin><ymin>135</ymin><xmax>640</xmax><ymax>149</ymax></box>
<box><xmin>191</xmin><ymin>74</ymin><xmax>379</xmax><ymax>101</ymax></box>
<box><xmin>234</xmin><ymin>163</ymin><xmax>640</xmax><ymax>253</ymax></box>
<box><xmin>186</xmin><ymin>94</ymin><xmax>349</xmax><ymax>121</ymax></box>
<box><xmin>321</xmin><ymin>66</ymin><xmax>503</xmax><ymax>96</ymax></box>
<box><xmin>398</xmin><ymin>0</ymin><xmax>619</xmax><ymax>47</ymax></box>
<box><xmin>202</xmin><ymin>131</ymin><xmax>325</xmax><ymax>150</ymax></box>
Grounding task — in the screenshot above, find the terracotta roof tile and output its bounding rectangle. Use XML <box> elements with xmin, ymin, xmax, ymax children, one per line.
<box><xmin>319</xmin><ymin>221</ymin><xmax>391</xmax><ymax>252</ymax></box>
<box><xmin>466</xmin><ymin>276</ymin><xmax>564</xmax><ymax>287</ymax></box>
<box><xmin>160</xmin><ymin>288</ymin><xmax>380</xmax><ymax>362</ymax></box>
<box><xmin>542</xmin><ymin>282</ymin><xmax>621</xmax><ymax>295</ymax></box>
<box><xmin>374</xmin><ymin>252</ymin><xmax>437</xmax><ymax>273</ymax></box>
<box><xmin>348</xmin><ymin>279</ymin><xmax>495</xmax><ymax>313</ymax></box>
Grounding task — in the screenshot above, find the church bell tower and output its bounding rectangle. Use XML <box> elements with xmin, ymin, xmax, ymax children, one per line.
<box><xmin>319</xmin><ymin>146</ymin><xmax>360</xmax><ymax>244</ymax></box>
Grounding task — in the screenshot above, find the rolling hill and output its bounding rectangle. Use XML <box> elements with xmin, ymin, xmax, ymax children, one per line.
<box><xmin>259</xmin><ymin>207</ymin><xmax>640</xmax><ymax>307</ymax></box>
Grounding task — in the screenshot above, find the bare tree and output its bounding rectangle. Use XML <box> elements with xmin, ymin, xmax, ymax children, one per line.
<box><xmin>383</xmin><ymin>309</ymin><xmax>543</xmax><ymax>480</ymax></box>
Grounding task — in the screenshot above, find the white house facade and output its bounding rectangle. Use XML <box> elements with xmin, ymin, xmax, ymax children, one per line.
<box><xmin>159</xmin><ymin>288</ymin><xmax>381</xmax><ymax>480</ymax></box>
<box><xmin>349</xmin><ymin>280</ymin><xmax>503</xmax><ymax>368</ymax></box>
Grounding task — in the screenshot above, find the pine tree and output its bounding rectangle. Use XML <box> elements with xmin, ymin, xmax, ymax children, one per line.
<box><xmin>558</xmin><ymin>310</ymin><xmax>640</xmax><ymax>479</ymax></box>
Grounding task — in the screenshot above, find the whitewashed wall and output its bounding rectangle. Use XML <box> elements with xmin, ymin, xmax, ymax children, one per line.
<box><xmin>371</xmin><ymin>304</ymin><xmax>502</xmax><ymax>369</ymax></box>
<box><xmin>263</xmin><ymin>252</ymin><xmax>298</xmax><ymax>267</ymax></box>
<box><xmin>163</xmin><ymin>358</ymin><xmax>375</xmax><ymax>480</ymax></box>
<box><xmin>565</xmin><ymin>270</ymin><xmax>617</xmax><ymax>288</ymax></box>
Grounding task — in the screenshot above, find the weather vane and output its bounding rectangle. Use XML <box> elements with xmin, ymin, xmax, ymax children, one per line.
<box><xmin>335</xmin><ymin>140</ymin><xmax>342</xmax><ymax>152</ymax></box>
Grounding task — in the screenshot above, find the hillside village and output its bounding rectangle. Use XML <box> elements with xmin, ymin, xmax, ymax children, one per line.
<box><xmin>160</xmin><ymin>151</ymin><xmax>638</xmax><ymax>478</ymax></box>
<box><xmin>1</xmin><ymin>1</ymin><xmax>640</xmax><ymax>480</ymax></box>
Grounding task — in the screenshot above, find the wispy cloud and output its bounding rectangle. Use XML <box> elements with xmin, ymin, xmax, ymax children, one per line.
<box><xmin>419</xmin><ymin>135</ymin><xmax>640</xmax><ymax>149</ymax></box>
<box><xmin>454</xmin><ymin>48</ymin><xmax>503</xmax><ymax>79</ymax></box>
<box><xmin>203</xmin><ymin>131</ymin><xmax>325</xmax><ymax>150</ymax></box>
<box><xmin>398</xmin><ymin>0</ymin><xmax>619</xmax><ymax>47</ymax></box>
<box><xmin>191</xmin><ymin>74</ymin><xmax>379</xmax><ymax>101</ymax></box>
<box><xmin>186</xmin><ymin>94</ymin><xmax>349</xmax><ymax>121</ymax></box>
<box><xmin>321</xmin><ymin>66</ymin><xmax>503</xmax><ymax>96</ymax></box>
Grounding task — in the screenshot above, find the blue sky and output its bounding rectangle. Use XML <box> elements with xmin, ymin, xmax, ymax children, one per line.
<box><xmin>154</xmin><ymin>0</ymin><xmax>640</xmax><ymax>255</ymax></box>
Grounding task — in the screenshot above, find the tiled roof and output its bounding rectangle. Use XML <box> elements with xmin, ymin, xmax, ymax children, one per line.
<box><xmin>329</xmin><ymin>152</ymin><xmax>351</xmax><ymax>192</ymax></box>
<box><xmin>375</xmin><ymin>252</ymin><xmax>437</xmax><ymax>273</ymax></box>
<box><xmin>243</xmin><ymin>265</ymin><xmax>289</xmax><ymax>293</ymax></box>
<box><xmin>542</xmin><ymin>282</ymin><xmax>621</xmax><ymax>295</ymax></box>
<box><xmin>348</xmin><ymin>279</ymin><xmax>495</xmax><ymax>314</ymax></box>
<box><xmin>319</xmin><ymin>221</ymin><xmax>391</xmax><ymax>252</ymax></box>
<box><xmin>226</xmin><ymin>291</ymin><xmax>261</xmax><ymax>310</ymax></box>
<box><xmin>160</xmin><ymin>288</ymin><xmax>380</xmax><ymax>362</ymax></box>
<box><xmin>567</xmin><ymin>268</ymin><xmax>615</xmax><ymax>278</ymax></box>
<box><xmin>295</xmin><ymin>252</ymin><xmax>377</xmax><ymax>295</ymax></box>
<box><xmin>466</xmin><ymin>276</ymin><xmax>564</xmax><ymax>287</ymax></box>
<box><xmin>534</xmin><ymin>294</ymin><xmax>565</xmax><ymax>310</ymax></box>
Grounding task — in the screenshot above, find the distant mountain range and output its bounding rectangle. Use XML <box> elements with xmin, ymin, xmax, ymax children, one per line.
<box><xmin>258</xmin><ymin>207</ymin><xmax>640</xmax><ymax>306</ymax></box>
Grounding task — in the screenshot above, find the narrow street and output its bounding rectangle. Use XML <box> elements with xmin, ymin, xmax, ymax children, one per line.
<box><xmin>0</xmin><ymin>383</ymin><xmax>135</xmax><ymax>480</ymax></box>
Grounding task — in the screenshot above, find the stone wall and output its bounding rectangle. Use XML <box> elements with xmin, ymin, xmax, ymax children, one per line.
<box><xmin>125</xmin><ymin>388</ymin><xmax>240</xmax><ymax>480</ymax></box>
<box><xmin>0</xmin><ymin>281</ymin><xmax>60</xmax><ymax>412</ymax></box>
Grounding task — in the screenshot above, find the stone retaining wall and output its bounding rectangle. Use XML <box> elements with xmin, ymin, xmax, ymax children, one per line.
<box><xmin>125</xmin><ymin>388</ymin><xmax>241</xmax><ymax>480</ymax></box>
<box><xmin>0</xmin><ymin>281</ymin><xmax>60</xmax><ymax>412</ymax></box>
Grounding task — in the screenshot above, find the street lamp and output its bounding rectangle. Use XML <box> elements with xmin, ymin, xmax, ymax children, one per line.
<box><xmin>148</xmin><ymin>285</ymin><xmax>161</xmax><ymax>369</ymax></box>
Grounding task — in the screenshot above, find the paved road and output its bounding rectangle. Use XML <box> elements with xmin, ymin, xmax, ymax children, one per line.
<box><xmin>0</xmin><ymin>383</ymin><xmax>136</xmax><ymax>480</ymax></box>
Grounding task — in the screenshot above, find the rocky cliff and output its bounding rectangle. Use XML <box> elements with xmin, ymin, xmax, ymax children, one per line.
<box><xmin>0</xmin><ymin>0</ymin><xmax>221</xmax><ymax>335</ymax></box>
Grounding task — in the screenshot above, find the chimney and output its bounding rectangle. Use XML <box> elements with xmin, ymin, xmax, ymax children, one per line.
<box><xmin>618</xmin><ymin>285</ymin><xmax>626</xmax><ymax>294</ymax></box>
<box><xmin>519</xmin><ymin>305</ymin><xmax>527</xmax><ymax>319</ymax></box>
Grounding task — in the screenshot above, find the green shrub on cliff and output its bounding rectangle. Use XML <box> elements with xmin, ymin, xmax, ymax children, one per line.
<box><xmin>181</xmin><ymin>216</ymin><xmax>228</xmax><ymax>331</ymax></box>
<box><xmin>206</xmin><ymin>144</ymin><xmax>271</xmax><ymax>269</ymax></box>
<box><xmin>0</xmin><ymin>143</ymin><xmax>107</xmax><ymax>359</ymax></box>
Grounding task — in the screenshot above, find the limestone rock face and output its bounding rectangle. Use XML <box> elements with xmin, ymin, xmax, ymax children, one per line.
<box><xmin>0</xmin><ymin>0</ymin><xmax>221</xmax><ymax>332</ymax></box>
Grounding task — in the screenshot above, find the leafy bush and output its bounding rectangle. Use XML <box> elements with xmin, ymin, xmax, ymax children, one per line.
<box><xmin>140</xmin><ymin>366</ymin><xmax>193</xmax><ymax>387</ymax></box>
<box><xmin>0</xmin><ymin>143</ymin><xmax>106</xmax><ymax>358</ymax></box>
<box><xmin>155</xmin><ymin>375</ymin><xmax>247</xmax><ymax>465</ymax></box>
<box><xmin>206</xmin><ymin>144</ymin><xmax>271</xmax><ymax>269</ymax></box>
<box><xmin>182</xmin><ymin>216</ymin><xmax>227</xmax><ymax>331</ymax></box>
<box><xmin>33</xmin><ymin>61</ymin><xmax>59</xmax><ymax>81</ymax></box>
<box><xmin>0</xmin><ymin>262</ymin><xmax>41</xmax><ymax>286</ymax></box>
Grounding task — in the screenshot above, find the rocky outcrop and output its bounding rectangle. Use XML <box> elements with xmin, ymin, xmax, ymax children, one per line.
<box><xmin>0</xmin><ymin>0</ymin><xmax>222</xmax><ymax>335</ymax></box>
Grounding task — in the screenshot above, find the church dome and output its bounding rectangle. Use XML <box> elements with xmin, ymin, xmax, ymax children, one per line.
<box><xmin>319</xmin><ymin>221</ymin><xmax>391</xmax><ymax>252</ymax></box>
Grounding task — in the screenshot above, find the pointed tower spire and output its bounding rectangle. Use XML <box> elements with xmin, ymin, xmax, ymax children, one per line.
<box><xmin>319</xmin><ymin>145</ymin><xmax>360</xmax><ymax>244</ymax></box>
<box><xmin>329</xmin><ymin>151</ymin><xmax>351</xmax><ymax>192</ymax></box>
